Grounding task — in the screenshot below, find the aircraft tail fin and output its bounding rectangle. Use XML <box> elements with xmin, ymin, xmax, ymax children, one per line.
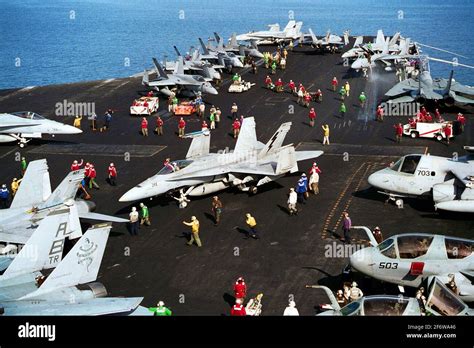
<box><xmin>234</xmin><ymin>117</ymin><xmax>258</xmax><ymax>154</ymax></box>
<box><xmin>142</xmin><ymin>70</ymin><xmax>149</xmax><ymax>85</ymax></box>
<box><xmin>275</xmin><ymin>145</ymin><xmax>298</xmax><ymax>175</ymax></box>
<box><xmin>199</xmin><ymin>38</ymin><xmax>210</xmax><ymax>55</ymax></box>
<box><xmin>152</xmin><ymin>58</ymin><xmax>168</xmax><ymax>79</ymax></box>
<box><xmin>444</xmin><ymin>70</ymin><xmax>454</xmax><ymax>95</ymax></box>
<box><xmin>186</xmin><ymin>133</ymin><xmax>211</xmax><ymax>159</ymax></box>
<box><xmin>308</xmin><ymin>28</ymin><xmax>318</xmax><ymax>45</ymax></box>
<box><xmin>20</xmin><ymin>223</ymin><xmax>111</xmax><ymax>300</ymax></box>
<box><xmin>10</xmin><ymin>159</ymin><xmax>52</xmax><ymax>209</ymax></box>
<box><xmin>306</xmin><ymin>285</ymin><xmax>341</xmax><ymax>312</ymax></box>
<box><xmin>2</xmin><ymin>209</ymin><xmax>74</xmax><ymax>278</ymax></box>
<box><xmin>38</xmin><ymin>169</ymin><xmax>84</xmax><ymax>210</ymax></box>
<box><xmin>353</xmin><ymin>36</ymin><xmax>363</xmax><ymax>48</ymax></box>
<box><xmin>343</xmin><ymin>30</ymin><xmax>350</xmax><ymax>45</ymax></box>
<box><xmin>174</xmin><ymin>56</ymin><xmax>185</xmax><ymax>75</ymax></box>
<box><xmin>285</xmin><ymin>21</ymin><xmax>302</xmax><ymax>38</ymax></box>
<box><xmin>389</xmin><ymin>32</ymin><xmax>400</xmax><ymax>46</ymax></box>
<box><xmin>229</xmin><ymin>33</ymin><xmax>238</xmax><ymax>47</ymax></box>
<box><xmin>283</xmin><ymin>20</ymin><xmax>296</xmax><ymax>32</ymax></box>
<box><xmin>257</xmin><ymin>122</ymin><xmax>292</xmax><ymax>159</ymax></box>
<box><xmin>382</xmin><ymin>37</ymin><xmax>390</xmax><ymax>55</ymax></box>
<box><xmin>375</xmin><ymin>29</ymin><xmax>384</xmax><ymax>46</ymax></box>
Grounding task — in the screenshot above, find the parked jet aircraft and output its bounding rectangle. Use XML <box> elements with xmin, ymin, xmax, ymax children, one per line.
<box><xmin>142</xmin><ymin>57</ymin><xmax>218</xmax><ymax>97</ymax></box>
<box><xmin>163</xmin><ymin>47</ymin><xmax>222</xmax><ymax>81</ymax></box>
<box><xmin>119</xmin><ymin>117</ymin><xmax>323</xmax><ymax>202</ymax></box>
<box><xmin>385</xmin><ymin>68</ymin><xmax>474</xmax><ymax>105</ymax></box>
<box><xmin>235</xmin><ymin>20</ymin><xmax>303</xmax><ymax>44</ymax></box>
<box><xmin>301</xmin><ymin>28</ymin><xmax>349</xmax><ymax>50</ymax></box>
<box><xmin>0</xmin><ymin>111</ymin><xmax>82</xmax><ymax>147</ymax></box>
<box><xmin>342</xmin><ymin>29</ymin><xmax>401</xmax><ymax>59</ymax></box>
<box><xmin>0</xmin><ymin>159</ymin><xmax>127</xmax><ymax>244</ymax></box>
<box><xmin>198</xmin><ymin>38</ymin><xmax>243</xmax><ymax>69</ymax></box>
<box><xmin>349</xmin><ymin>226</ymin><xmax>474</xmax><ymax>302</ymax></box>
<box><xmin>307</xmin><ymin>281</ymin><xmax>473</xmax><ymax>316</ymax></box>
<box><xmin>367</xmin><ymin>147</ymin><xmax>474</xmax><ymax>212</ymax></box>
<box><xmin>0</xmin><ymin>211</ymin><xmax>149</xmax><ymax>315</ymax></box>
<box><xmin>217</xmin><ymin>33</ymin><xmax>263</xmax><ymax>58</ymax></box>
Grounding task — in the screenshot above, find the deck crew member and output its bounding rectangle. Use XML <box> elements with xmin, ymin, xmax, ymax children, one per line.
<box><xmin>141</xmin><ymin>117</ymin><xmax>148</xmax><ymax>136</ymax></box>
<box><xmin>107</xmin><ymin>163</ymin><xmax>117</xmax><ymax>186</ymax></box>
<box><xmin>183</xmin><ymin>216</ymin><xmax>201</xmax><ymax>247</ymax></box>
<box><xmin>155</xmin><ymin>116</ymin><xmax>164</xmax><ymax>135</ymax></box>
<box><xmin>129</xmin><ymin>207</ymin><xmax>139</xmax><ymax>236</ymax></box>
<box><xmin>139</xmin><ymin>202</ymin><xmax>151</xmax><ymax>226</ymax></box>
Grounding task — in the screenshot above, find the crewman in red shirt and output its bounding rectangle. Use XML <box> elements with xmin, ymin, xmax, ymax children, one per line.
<box><xmin>457</xmin><ymin>112</ymin><xmax>466</xmax><ymax>132</ymax></box>
<box><xmin>394</xmin><ymin>123</ymin><xmax>403</xmax><ymax>143</ymax></box>
<box><xmin>376</xmin><ymin>105</ymin><xmax>384</xmax><ymax>122</ymax></box>
<box><xmin>425</xmin><ymin>112</ymin><xmax>433</xmax><ymax>123</ymax></box>
<box><xmin>108</xmin><ymin>163</ymin><xmax>117</xmax><ymax>186</ymax></box>
<box><xmin>155</xmin><ymin>116</ymin><xmax>164</xmax><ymax>135</ymax></box>
<box><xmin>264</xmin><ymin>75</ymin><xmax>273</xmax><ymax>89</ymax></box>
<box><xmin>331</xmin><ymin>76</ymin><xmax>338</xmax><ymax>91</ymax></box>
<box><xmin>71</xmin><ymin>159</ymin><xmax>84</xmax><ymax>171</ymax></box>
<box><xmin>201</xmin><ymin>121</ymin><xmax>208</xmax><ymax>131</ymax></box>
<box><xmin>308</xmin><ymin>108</ymin><xmax>316</xmax><ymax>127</ymax></box>
<box><xmin>230</xmin><ymin>299</ymin><xmax>246</xmax><ymax>316</ymax></box>
<box><xmin>178</xmin><ymin>117</ymin><xmax>186</xmax><ymax>137</ymax></box>
<box><xmin>233</xmin><ymin>277</ymin><xmax>247</xmax><ymax>301</ymax></box>
<box><xmin>141</xmin><ymin>117</ymin><xmax>148</xmax><ymax>136</ymax></box>
<box><xmin>88</xmin><ymin>164</ymin><xmax>100</xmax><ymax>189</ymax></box>
<box><xmin>309</xmin><ymin>162</ymin><xmax>322</xmax><ymax>175</ymax></box>
<box><xmin>288</xmin><ymin>80</ymin><xmax>296</xmax><ymax>94</ymax></box>
<box><xmin>233</xmin><ymin>119</ymin><xmax>241</xmax><ymax>139</ymax></box>
<box><xmin>444</xmin><ymin>124</ymin><xmax>452</xmax><ymax>145</ymax></box>
<box><xmin>435</xmin><ymin>108</ymin><xmax>442</xmax><ymax>122</ymax></box>
<box><xmin>275</xmin><ymin>78</ymin><xmax>284</xmax><ymax>92</ymax></box>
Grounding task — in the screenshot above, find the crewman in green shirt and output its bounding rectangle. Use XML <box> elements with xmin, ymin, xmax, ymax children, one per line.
<box><xmin>149</xmin><ymin>301</ymin><xmax>172</xmax><ymax>316</ymax></box>
<box><xmin>139</xmin><ymin>202</ymin><xmax>151</xmax><ymax>226</ymax></box>
<box><xmin>359</xmin><ymin>92</ymin><xmax>367</xmax><ymax>107</ymax></box>
<box><xmin>21</xmin><ymin>157</ymin><xmax>27</xmax><ymax>176</ymax></box>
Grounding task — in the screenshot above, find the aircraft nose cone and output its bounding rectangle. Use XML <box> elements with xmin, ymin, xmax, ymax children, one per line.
<box><xmin>234</xmin><ymin>59</ymin><xmax>244</xmax><ymax>68</ymax></box>
<box><xmin>367</xmin><ymin>171</ymin><xmax>389</xmax><ymax>190</ymax></box>
<box><xmin>119</xmin><ymin>187</ymin><xmax>143</xmax><ymax>202</ymax></box>
<box><xmin>204</xmin><ymin>85</ymin><xmax>218</xmax><ymax>95</ymax></box>
<box><xmin>350</xmin><ymin>247</ymin><xmax>373</xmax><ymax>276</ymax></box>
<box><xmin>253</xmin><ymin>51</ymin><xmax>264</xmax><ymax>58</ymax></box>
<box><xmin>61</xmin><ymin>124</ymin><xmax>83</xmax><ymax>134</ymax></box>
<box><xmin>351</xmin><ymin>60</ymin><xmax>362</xmax><ymax>70</ymax></box>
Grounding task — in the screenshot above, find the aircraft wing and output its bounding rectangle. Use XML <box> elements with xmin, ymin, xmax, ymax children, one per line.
<box><xmin>229</xmin><ymin>163</ymin><xmax>277</xmax><ymax>176</ymax></box>
<box><xmin>450</xmin><ymin>166</ymin><xmax>473</xmax><ymax>185</ymax></box>
<box><xmin>0</xmin><ymin>114</ymin><xmax>41</xmax><ymax>129</ymax></box>
<box><xmin>450</xmin><ymin>82</ymin><xmax>474</xmax><ymax>95</ymax></box>
<box><xmin>387</xmin><ymin>95</ymin><xmax>416</xmax><ymax>103</ymax></box>
<box><xmin>10</xmin><ymin>159</ymin><xmax>52</xmax><ymax>209</ymax></box>
<box><xmin>77</xmin><ymin>211</ymin><xmax>128</xmax><ymax>223</ymax></box>
<box><xmin>0</xmin><ymin>226</ymin><xmax>34</xmax><ymax>244</ymax></box>
<box><xmin>385</xmin><ymin>79</ymin><xmax>419</xmax><ymax>96</ymax></box>
<box><xmin>2</xmin><ymin>297</ymin><xmax>146</xmax><ymax>316</ymax></box>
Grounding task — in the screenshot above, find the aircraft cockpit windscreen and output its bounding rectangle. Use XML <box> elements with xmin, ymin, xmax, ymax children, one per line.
<box><xmin>11</xmin><ymin>111</ymin><xmax>45</xmax><ymax>120</ymax></box>
<box><xmin>426</xmin><ymin>279</ymin><xmax>467</xmax><ymax>316</ymax></box>
<box><xmin>445</xmin><ymin>238</ymin><xmax>473</xmax><ymax>259</ymax></box>
<box><xmin>378</xmin><ymin>238</ymin><xmax>397</xmax><ymax>258</ymax></box>
<box><xmin>339</xmin><ymin>301</ymin><xmax>361</xmax><ymax>316</ymax></box>
<box><xmin>158</xmin><ymin>159</ymin><xmax>193</xmax><ymax>175</ymax></box>
<box><xmin>397</xmin><ymin>235</ymin><xmax>433</xmax><ymax>259</ymax></box>
<box><xmin>400</xmin><ymin>155</ymin><xmax>421</xmax><ymax>175</ymax></box>
<box><xmin>389</xmin><ymin>158</ymin><xmax>403</xmax><ymax>172</ymax></box>
<box><xmin>363</xmin><ymin>297</ymin><xmax>409</xmax><ymax>316</ymax></box>
<box><xmin>194</xmin><ymin>76</ymin><xmax>205</xmax><ymax>82</ymax></box>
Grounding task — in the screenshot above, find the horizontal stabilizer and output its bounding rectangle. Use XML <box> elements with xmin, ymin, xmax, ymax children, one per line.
<box><xmin>276</xmin><ymin>145</ymin><xmax>297</xmax><ymax>175</ymax></box>
<box><xmin>77</xmin><ymin>211</ymin><xmax>128</xmax><ymax>223</ymax></box>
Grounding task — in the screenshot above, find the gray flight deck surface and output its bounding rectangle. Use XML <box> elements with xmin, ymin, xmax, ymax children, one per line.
<box><xmin>0</xmin><ymin>40</ymin><xmax>472</xmax><ymax>315</ymax></box>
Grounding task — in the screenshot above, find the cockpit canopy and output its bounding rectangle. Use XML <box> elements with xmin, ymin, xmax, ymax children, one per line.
<box><xmin>158</xmin><ymin>159</ymin><xmax>193</xmax><ymax>175</ymax></box>
<box><xmin>389</xmin><ymin>155</ymin><xmax>422</xmax><ymax>175</ymax></box>
<box><xmin>11</xmin><ymin>111</ymin><xmax>45</xmax><ymax>120</ymax></box>
<box><xmin>377</xmin><ymin>235</ymin><xmax>434</xmax><ymax>259</ymax></box>
<box><xmin>339</xmin><ymin>296</ymin><xmax>410</xmax><ymax>316</ymax></box>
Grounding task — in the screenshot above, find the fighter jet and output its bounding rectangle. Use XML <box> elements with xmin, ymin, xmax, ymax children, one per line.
<box><xmin>0</xmin><ymin>111</ymin><xmax>82</xmax><ymax>147</ymax></box>
<box><xmin>235</xmin><ymin>20</ymin><xmax>303</xmax><ymax>44</ymax></box>
<box><xmin>142</xmin><ymin>57</ymin><xmax>218</xmax><ymax>97</ymax></box>
<box><xmin>0</xmin><ymin>159</ymin><xmax>127</xmax><ymax>244</ymax></box>
<box><xmin>300</xmin><ymin>28</ymin><xmax>349</xmax><ymax>51</ymax></box>
<box><xmin>367</xmin><ymin>146</ymin><xmax>474</xmax><ymax>212</ymax></box>
<box><xmin>349</xmin><ymin>226</ymin><xmax>474</xmax><ymax>303</ymax></box>
<box><xmin>119</xmin><ymin>117</ymin><xmax>323</xmax><ymax>202</ymax></box>
<box><xmin>342</xmin><ymin>30</ymin><xmax>402</xmax><ymax>59</ymax></box>
<box><xmin>163</xmin><ymin>47</ymin><xmax>222</xmax><ymax>81</ymax></box>
<box><xmin>198</xmin><ymin>37</ymin><xmax>244</xmax><ymax>69</ymax></box>
<box><xmin>0</xmin><ymin>210</ymin><xmax>150</xmax><ymax>315</ymax></box>
<box><xmin>385</xmin><ymin>67</ymin><xmax>474</xmax><ymax>105</ymax></box>
<box><xmin>213</xmin><ymin>32</ymin><xmax>264</xmax><ymax>59</ymax></box>
<box><xmin>307</xmin><ymin>282</ymin><xmax>473</xmax><ymax>316</ymax></box>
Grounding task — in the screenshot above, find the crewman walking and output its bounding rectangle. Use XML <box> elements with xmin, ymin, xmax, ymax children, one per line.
<box><xmin>0</xmin><ymin>184</ymin><xmax>10</xmax><ymax>209</ymax></box>
<box><xmin>183</xmin><ymin>216</ymin><xmax>202</xmax><ymax>247</ymax></box>
<box><xmin>331</xmin><ymin>76</ymin><xmax>338</xmax><ymax>92</ymax></box>
<box><xmin>394</xmin><ymin>123</ymin><xmax>403</xmax><ymax>143</ymax></box>
<box><xmin>245</xmin><ymin>213</ymin><xmax>259</xmax><ymax>239</ymax></box>
<box><xmin>20</xmin><ymin>157</ymin><xmax>27</xmax><ymax>176</ymax></box>
<box><xmin>322</xmin><ymin>124</ymin><xmax>330</xmax><ymax>145</ymax></box>
<box><xmin>129</xmin><ymin>207</ymin><xmax>139</xmax><ymax>236</ymax></box>
<box><xmin>344</xmin><ymin>81</ymin><xmax>350</xmax><ymax>97</ymax></box>
<box><xmin>139</xmin><ymin>202</ymin><xmax>151</xmax><ymax>226</ymax></box>
<box><xmin>308</xmin><ymin>108</ymin><xmax>316</xmax><ymax>127</ymax></box>
<box><xmin>107</xmin><ymin>163</ymin><xmax>117</xmax><ymax>186</ymax></box>
<box><xmin>231</xmin><ymin>103</ymin><xmax>238</xmax><ymax>119</ymax></box>
<box><xmin>211</xmin><ymin>196</ymin><xmax>223</xmax><ymax>225</ymax></box>
<box><xmin>342</xmin><ymin>211</ymin><xmax>352</xmax><ymax>244</ymax></box>
<box><xmin>11</xmin><ymin>178</ymin><xmax>21</xmax><ymax>196</ymax></box>
<box><xmin>233</xmin><ymin>118</ymin><xmax>241</xmax><ymax>139</ymax></box>
<box><xmin>340</xmin><ymin>102</ymin><xmax>346</xmax><ymax>118</ymax></box>
<box><xmin>88</xmin><ymin>164</ymin><xmax>100</xmax><ymax>189</ymax></box>
<box><xmin>287</xmin><ymin>188</ymin><xmax>298</xmax><ymax>215</ymax></box>
<box><xmin>358</xmin><ymin>92</ymin><xmax>366</xmax><ymax>107</ymax></box>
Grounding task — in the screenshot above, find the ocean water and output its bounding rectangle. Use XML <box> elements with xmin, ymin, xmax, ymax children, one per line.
<box><xmin>0</xmin><ymin>0</ymin><xmax>473</xmax><ymax>89</ymax></box>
